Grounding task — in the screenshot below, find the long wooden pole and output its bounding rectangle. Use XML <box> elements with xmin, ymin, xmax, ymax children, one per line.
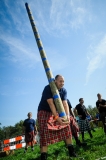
<box><xmin>25</xmin><ymin>3</ymin><xmax>67</xmax><ymax>120</ymax></box>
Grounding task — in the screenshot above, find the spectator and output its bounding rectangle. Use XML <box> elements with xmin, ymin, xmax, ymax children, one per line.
<box><xmin>67</xmin><ymin>99</ymin><xmax>86</xmax><ymax>146</ymax></box>
<box><xmin>96</xmin><ymin>93</ymin><xmax>106</xmax><ymax>134</ymax></box>
<box><xmin>96</xmin><ymin>112</ymin><xmax>100</xmax><ymax>120</ymax></box>
<box><xmin>74</xmin><ymin>98</ymin><xmax>93</xmax><ymax>142</ymax></box>
<box><xmin>23</xmin><ymin>112</ymin><xmax>37</xmax><ymax>153</ymax></box>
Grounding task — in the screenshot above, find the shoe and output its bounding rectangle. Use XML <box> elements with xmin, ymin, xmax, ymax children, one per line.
<box><xmin>31</xmin><ymin>147</ymin><xmax>34</xmax><ymax>151</ymax></box>
<box><xmin>71</xmin><ymin>151</ymin><xmax>77</xmax><ymax>157</ymax></box>
<box><xmin>24</xmin><ymin>150</ymin><xmax>27</xmax><ymax>153</ymax></box>
<box><xmin>68</xmin><ymin>145</ymin><xmax>77</xmax><ymax>157</ymax></box>
<box><xmin>24</xmin><ymin>148</ymin><xmax>27</xmax><ymax>153</ymax></box>
<box><xmin>41</xmin><ymin>152</ymin><xmax>47</xmax><ymax>160</ymax></box>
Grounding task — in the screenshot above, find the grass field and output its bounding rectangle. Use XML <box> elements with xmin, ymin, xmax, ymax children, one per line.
<box><xmin>0</xmin><ymin>127</ymin><xmax>106</xmax><ymax>160</ymax></box>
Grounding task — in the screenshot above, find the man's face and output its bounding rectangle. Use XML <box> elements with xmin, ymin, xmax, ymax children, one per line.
<box><xmin>28</xmin><ymin>112</ymin><xmax>32</xmax><ymax>118</ymax></box>
<box><xmin>97</xmin><ymin>94</ymin><xmax>101</xmax><ymax>100</ymax></box>
<box><xmin>80</xmin><ymin>99</ymin><xmax>84</xmax><ymax>105</ymax></box>
<box><xmin>55</xmin><ymin>76</ymin><xmax>64</xmax><ymax>89</ymax></box>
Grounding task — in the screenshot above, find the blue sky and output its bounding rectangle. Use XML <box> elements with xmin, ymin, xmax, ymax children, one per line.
<box><xmin>0</xmin><ymin>0</ymin><xmax>106</xmax><ymax>127</ymax></box>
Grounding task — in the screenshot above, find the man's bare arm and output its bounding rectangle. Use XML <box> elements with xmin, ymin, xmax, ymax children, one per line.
<box><xmin>62</xmin><ymin>100</ymin><xmax>70</xmax><ymax>116</ymax></box>
<box><xmin>47</xmin><ymin>98</ymin><xmax>58</xmax><ymax>117</ymax></box>
<box><xmin>47</xmin><ymin>98</ymin><xmax>69</xmax><ymax>124</ymax></box>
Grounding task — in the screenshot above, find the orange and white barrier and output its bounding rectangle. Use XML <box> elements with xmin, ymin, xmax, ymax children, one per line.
<box><xmin>3</xmin><ymin>136</ymin><xmax>25</xmax><ymax>151</ymax></box>
<box><xmin>3</xmin><ymin>134</ymin><xmax>39</xmax><ymax>151</ymax></box>
<box><xmin>4</xmin><ymin>136</ymin><xmax>24</xmax><ymax>144</ymax></box>
<box><xmin>3</xmin><ymin>143</ymin><xmax>26</xmax><ymax>151</ymax></box>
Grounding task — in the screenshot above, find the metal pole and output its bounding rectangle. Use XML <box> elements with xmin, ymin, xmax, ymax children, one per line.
<box><xmin>25</xmin><ymin>3</ymin><xmax>67</xmax><ymax>120</ymax></box>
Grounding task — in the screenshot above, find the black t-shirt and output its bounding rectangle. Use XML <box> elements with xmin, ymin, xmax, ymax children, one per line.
<box><xmin>96</xmin><ymin>99</ymin><xmax>106</xmax><ymax>113</ymax></box>
<box><xmin>67</xmin><ymin>99</ymin><xmax>72</xmax><ymax>109</ymax></box>
<box><xmin>75</xmin><ymin>104</ymin><xmax>87</xmax><ymax>120</ymax></box>
<box><xmin>67</xmin><ymin>99</ymin><xmax>74</xmax><ymax>117</ymax></box>
<box><xmin>38</xmin><ymin>85</ymin><xmax>67</xmax><ymax>112</ymax></box>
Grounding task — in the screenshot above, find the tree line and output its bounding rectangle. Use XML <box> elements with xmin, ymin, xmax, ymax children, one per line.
<box><xmin>0</xmin><ymin>120</ymin><xmax>24</xmax><ymax>141</ymax></box>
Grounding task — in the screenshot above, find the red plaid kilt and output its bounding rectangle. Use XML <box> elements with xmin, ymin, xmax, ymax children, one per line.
<box><xmin>37</xmin><ymin>111</ymin><xmax>72</xmax><ymax>147</ymax></box>
<box><xmin>70</xmin><ymin>116</ymin><xmax>79</xmax><ymax>137</ymax></box>
<box><xmin>25</xmin><ymin>130</ymin><xmax>35</xmax><ymax>143</ymax></box>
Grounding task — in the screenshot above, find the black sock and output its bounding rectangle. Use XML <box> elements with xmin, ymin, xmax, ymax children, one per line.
<box><xmin>88</xmin><ymin>130</ymin><xmax>93</xmax><ymax>138</ymax></box>
<box><xmin>41</xmin><ymin>152</ymin><xmax>47</xmax><ymax>160</ymax></box>
<box><xmin>74</xmin><ymin>136</ymin><xmax>80</xmax><ymax>144</ymax></box>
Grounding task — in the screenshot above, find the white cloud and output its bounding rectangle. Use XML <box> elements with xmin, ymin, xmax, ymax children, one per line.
<box><xmin>0</xmin><ymin>31</ymin><xmax>69</xmax><ymax>70</ymax></box>
<box><xmin>0</xmin><ymin>0</ymin><xmax>95</xmax><ymax>71</ymax></box>
<box><xmin>20</xmin><ymin>0</ymin><xmax>92</xmax><ymax>36</ymax></box>
<box><xmin>2</xmin><ymin>0</ymin><xmax>30</xmax><ymax>34</ymax></box>
<box><xmin>50</xmin><ymin>0</ymin><xmax>91</xmax><ymax>33</ymax></box>
<box><xmin>46</xmin><ymin>48</ymin><xmax>69</xmax><ymax>72</ymax></box>
<box><xmin>0</xmin><ymin>0</ymin><xmax>93</xmax><ymax>37</ymax></box>
<box><xmin>85</xmin><ymin>35</ymin><xmax>106</xmax><ymax>84</ymax></box>
<box><xmin>0</xmin><ymin>33</ymin><xmax>40</xmax><ymax>68</ymax></box>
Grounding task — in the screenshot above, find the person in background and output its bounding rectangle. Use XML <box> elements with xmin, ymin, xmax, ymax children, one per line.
<box><xmin>96</xmin><ymin>93</ymin><xmax>106</xmax><ymax>134</ymax></box>
<box><xmin>23</xmin><ymin>112</ymin><xmax>37</xmax><ymax>153</ymax></box>
<box><xmin>74</xmin><ymin>98</ymin><xmax>93</xmax><ymax>142</ymax></box>
<box><xmin>67</xmin><ymin>99</ymin><xmax>86</xmax><ymax>146</ymax></box>
<box><xmin>76</xmin><ymin>116</ymin><xmax>79</xmax><ymax>123</ymax></box>
<box><xmin>86</xmin><ymin>115</ymin><xmax>96</xmax><ymax>132</ymax></box>
<box><xmin>37</xmin><ymin>75</ymin><xmax>77</xmax><ymax>160</ymax></box>
<box><xmin>96</xmin><ymin>112</ymin><xmax>100</xmax><ymax>120</ymax></box>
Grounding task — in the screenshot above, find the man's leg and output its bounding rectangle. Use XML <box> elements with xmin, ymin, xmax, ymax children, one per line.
<box><xmin>65</xmin><ymin>137</ymin><xmax>77</xmax><ymax>157</ymax></box>
<box><xmin>102</xmin><ymin>113</ymin><xmax>106</xmax><ymax>134</ymax></box>
<box><xmin>103</xmin><ymin>122</ymin><xmax>106</xmax><ymax>134</ymax></box>
<box><xmin>31</xmin><ymin>141</ymin><xmax>34</xmax><ymax>151</ymax></box>
<box><xmin>81</xmin><ymin>132</ymin><xmax>84</xmax><ymax>141</ymax></box>
<box><xmin>40</xmin><ymin>146</ymin><xmax>48</xmax><ymax>160</ymax></box>
<box><xmin>88</xmin><ymin>130</ymin><xmax>93</xmax><ymax>138</ymax></box>
<box><xmin>74</xmin><ymin>136</ymin><xmax>82</xmax><ymax>146</ymax></box>
<box><xmin>99</xmin><ymin>113</ymin><xmax>106</xmax><ymax>134</ymax></box>
<box><xmin>72</xmin><ymin>131</ymin><xmax>82</xmax><ymax>146</ymax></box>
<box><xmin>24</xmin><ymin>143</ymin><xmax>28</xmax><ymax>153</ymax></box>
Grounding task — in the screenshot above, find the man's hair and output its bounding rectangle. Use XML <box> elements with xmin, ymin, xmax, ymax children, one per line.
<box><xmin>79</xmin><ymin>98</ymin><xmax>83</xmax><ymax>102</ymax></box>
<box><xmin>97</xmin><ymin>93</ymin><xmax>101</xmax><ymax>97</ymax></box>
<box><xmin>55</xmin><ymin>75</ymin><xmax>63</xmax><ymax>80</ymax></box>
<box><xmin>27</xmin><ymin>112</ymin><xmax>32</xmax><ymax>116</ymax></box>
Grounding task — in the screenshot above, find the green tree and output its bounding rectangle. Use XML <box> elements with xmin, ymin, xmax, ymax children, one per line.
<box><xmin>87</xmin><ymin>105</ymin><xmax>98</xmax><ymax>118</ymax></box>
<box><xmin>0</xmin><ymin>120</ymin><xmax>24</xmax><ymax>140</ymax></box>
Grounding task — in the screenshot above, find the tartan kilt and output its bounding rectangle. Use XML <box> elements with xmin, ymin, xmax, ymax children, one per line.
<box><xmin>78</xmin><ymin>118</ymin><xmax>91</xmax><ymax>132</ymax></box>
<box><xmin>25</xmin><ymin>130</ymin><xmax>35</xmax><ymax>143</ymax></box>
<box><xmin>70</xmin><ymin>116</ymin><xmax>79</xmax><ymax>137</ymax></box>
<box><xmin>37</xmin><ymin>111</ymin><xmax>72</xmax><ymax>147</ymax></box>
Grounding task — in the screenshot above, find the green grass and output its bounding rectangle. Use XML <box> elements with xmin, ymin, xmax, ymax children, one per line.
<box><xmin>0</xmin><ymin>128</ymin><xmax>106</xmax><ymax>160</ymax></box>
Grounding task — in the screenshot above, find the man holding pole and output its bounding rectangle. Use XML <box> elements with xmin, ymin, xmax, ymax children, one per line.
<box><xmin>37</xmin><ymin>75</ymin><xmax>77</xmax><ymax>160</ymax></box>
